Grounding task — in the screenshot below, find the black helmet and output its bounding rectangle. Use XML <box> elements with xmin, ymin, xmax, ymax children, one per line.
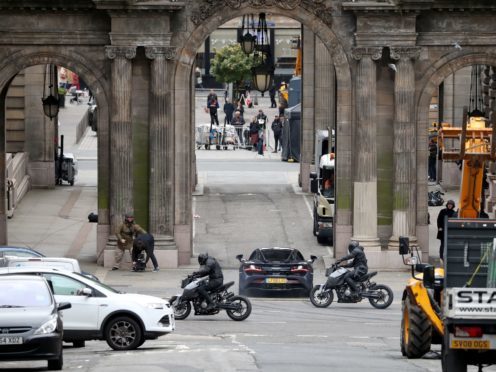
<box><xmin>446</xmin><ymin>200</ymin><xmax>455</xmax><ymax>208</ymax></box>
<box><xmin>348</xmin><ymin>240</ymin><xmax>359</xmax><ymax>254</ymax></box>
<box><xmin>198</xmin><ymin>253</ymin><xmax>208</xmax><ymax>265</ymax></box>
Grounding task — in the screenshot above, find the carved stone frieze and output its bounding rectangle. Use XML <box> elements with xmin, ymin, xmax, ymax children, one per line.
<box><xmin>351</xmin><ymin>47</ymin><xmax>383</xmax><ymax>61</ymax></box>
<box><xmin>105</xmin><ymin>46</ymin><xmax>136</xmax><ymax>60</ymax></box>
<box><xmin>145</xmin><ymin>46</ymin><xmax>177</xmax><ymax>60</ymax></box>
<box><xmin>191</xmin><ymin>0</ymin><xmax>333</xmax><ymax>28</ymax></box>
<box><xmin>390</xmin><ymin>47</ymin><xmax>421</xmax><ymax>61</ymax></box>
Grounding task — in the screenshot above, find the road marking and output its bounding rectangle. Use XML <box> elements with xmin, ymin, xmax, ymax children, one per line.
<box><xmin>296</xmin><ymin>335</ymin><xmax>328</xmax><ymax>338</ymax></box>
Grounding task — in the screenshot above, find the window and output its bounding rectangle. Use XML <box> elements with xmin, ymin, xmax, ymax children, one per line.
<box><xmin>43</xmin><ymin>274</ymin><xmax>87</xmax><ymax>296</ymax></box>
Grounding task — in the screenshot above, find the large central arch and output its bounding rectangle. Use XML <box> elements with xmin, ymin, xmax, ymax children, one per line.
<box><xmin>172</xmin><ymin>3</ymin><xmax>354</xmax><ymax>264</ymax></box>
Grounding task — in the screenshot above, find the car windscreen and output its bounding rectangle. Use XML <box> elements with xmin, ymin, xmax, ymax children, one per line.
<box><xmin>0</xmin><ymin>280</ymin><xmax>51</xmax><ymax>307</ymax></box>
<box><xmin>260</xmin><ymin>249</ymin><xmax>295</xmax><ymax>262</ymax></box>
<box><xmin>72</xmin><ymin>272</ymin><xmax>120</xmax><ymax>294</ymax></box>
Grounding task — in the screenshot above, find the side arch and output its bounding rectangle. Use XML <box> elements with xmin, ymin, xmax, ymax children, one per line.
<box><xmin>0</xmin><ymin>47</ymin><xmax>111</xmax><ymax>256</ymax></box>
<box><xmin>172</xmin><ymin>5</ymin><xmax>354</xmax><ymax>263</ymax></box>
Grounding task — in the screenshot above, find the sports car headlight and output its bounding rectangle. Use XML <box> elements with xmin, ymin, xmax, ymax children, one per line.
<box><xmin>146</xmin><ymin>303</ymin><xmax>165</xmax><ymax>310</ymax></box>
<box><xmin>34</xmin><ymin>315</ymin><xmax>58</xmax><ymax>335</ymax></box>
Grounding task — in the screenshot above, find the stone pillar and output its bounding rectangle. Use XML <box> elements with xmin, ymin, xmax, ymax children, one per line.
<box><xmin>300</xmin><ymin>25</ymin><xmax>315</xmax><ymax>192</ymax></box>
<box><xmin>105</xmin><ymin>46</ymin><xmax>136</xmax><ymax>230</ymax></box>
<box><xmin>145</xmin><ymin>46</ymin><xmax>177</xmax><ymax>267</ymax></box>
<box><xmin>351</xmin><ymin>47</ymin><xmax>382</xmax><ymax>250</ymax></box>
<box><xmin>315</xmin><ymin>36</ymin><xmax>335</xmax><ymax>132</ymax></box>
<box><xmin>389</xmin><ymin>47</ymin><xmax>421</xmax><ymax>249</ymax></box>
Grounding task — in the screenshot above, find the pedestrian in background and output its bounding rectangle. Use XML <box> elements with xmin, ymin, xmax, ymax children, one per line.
<box><xmin>269</xmin><ymin>86</ymin><xmax>277</xmax><ymax>108</ymax></box>
<box><xmin>232</xmin><ymin>111</ymin><xmax>245</xmax><ymax>145</ymax></box>
<box><xmin>223</xmin><ymin>98</ymin><xmax>234</xmax><ymax>125</ymax></box>
<box><xmin>428</xmin><ymin>139</ymin><xmax>437</xmax><ymax>182</ymax></box>
<box><xmin>113</xmin><ymin>214</ymin><xmax>146</xmax><ymax>271</ymax></box>
<box><xmin>207</xmin><ymin>90</ymin><xmax>220</xmax><ymax>126</ymax></box>
<box><xmin>437</xmin><ymin>200</ymin><xmax>456</xmax><ymax>261</ymax></box>
<box><xmin>249</xmin><ymin>116</ymin><xmax>259</xmax><ymax>151</ymax></box>
<box><xmin>235</xmin><ymin>99</ymin><xmax>244</xmax><ymax>118</ymax></box>
<box><xmin>271</xmin><ymin>115</ymin><xmax>283</xmax><ymax>153</ymax></box>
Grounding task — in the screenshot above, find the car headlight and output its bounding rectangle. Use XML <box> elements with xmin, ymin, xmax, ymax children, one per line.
<box><xmin>146</xmin><ymin>303</ymin><xmax>165</xmax><ymax>310</ymax></box>
<box><xmin>34</xmin><ymin>315</ymin><xmax>58</xmax><ymax>335</ymax></box>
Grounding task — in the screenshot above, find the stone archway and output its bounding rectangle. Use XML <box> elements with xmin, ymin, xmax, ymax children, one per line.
<box><xmin>415</xmin><ymin>51</ymin><xmax>496</xmax><ymax>254</ymax></box>
<box><xmin>172</xmin><ymin>2</ymin><xmax>353</xmax><ymax>264</ymax></box>
<box><xmin>0</xmin><ymin>47</ymin><xmax>110</xmax><ymax>259</ymax></box>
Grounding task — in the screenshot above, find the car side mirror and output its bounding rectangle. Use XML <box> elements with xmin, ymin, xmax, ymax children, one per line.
<box><xmin>422</xmin><ymin>265</ymin><xmax>435</xmax><ymax>289</ymax></box>
<box><xmin>236</xmin><ymin>254</ymin><xmax>244</xmax><ymax>262</ymax></box>
<box><xmin>78</xmin><ymin>288</ymin><xmax>92</xmax><ymax>297</ymax></box>
<box><xmin>310</xmin><ymin>178</ymin><xmax>318</xmax><ymax>194</ymax></box>
<box><xmin>399</xmin><ymin>236</ymin><xmax>409</xmax><ymax>255</ymax></box>
<box><xmin>57</xmin><ymin>302</ymin><xmax>72</xmax><ymax>311</ymax></box>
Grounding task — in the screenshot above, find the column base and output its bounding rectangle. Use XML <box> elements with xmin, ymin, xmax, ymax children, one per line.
<box><xmin>366</xmin><ymin>249</ymin><xmax>422</xmax><ymax>270</ymax></box>
<box><xmin>351</xmin><ymin>236</ymin><xmax>381</xmax><ymax>251</ymax></box>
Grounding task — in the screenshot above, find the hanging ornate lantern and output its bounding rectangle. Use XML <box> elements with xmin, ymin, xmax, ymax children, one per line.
<box><xmin>251</xmin><ymin>13</ymin><xmax>274</xmax><ymax>93</ymax></box>
<box><xmin>239</xmin><ymin>14</ymin><xmax>256</xmax><ymax>55</ymax></box>
<box><xmin>41</xmin><ymin>64</ymin><xmax>59</xmax><ymax>120</ymax></box>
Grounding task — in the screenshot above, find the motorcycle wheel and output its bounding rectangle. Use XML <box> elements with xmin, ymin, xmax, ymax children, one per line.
<box><xmin>368</xmin><ymin>284</ymin><xmax>394</xmax><ymax>309</ymax></box>
<box><xmin>173</xmin><ymin>300</ymin><xmax>191</xmax><ymax>320</ymax></box>
<box><xmin>226</xmin><ymin>296</ymin><xmax>252</xmax><ymax>321</ymax></box>
<box><xmin>309</xmin><ymin>285</ymin><xmax>333</xmax><ymax>308</ymax></box>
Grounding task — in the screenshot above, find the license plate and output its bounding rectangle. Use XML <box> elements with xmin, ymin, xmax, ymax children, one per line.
<box><xmin>451</xmin><ymin>339</ymin><xmax>490</xmax><ymax>349</ymax></box>
<box><xmin>0</xmin><ymin>336</ymin><xmax>23</xmax><ymax>345</ymax></box>
<box><xmin>266</xmin><ymin>278</ymin><xmax>287</xmax><ymax>284</ymax></box>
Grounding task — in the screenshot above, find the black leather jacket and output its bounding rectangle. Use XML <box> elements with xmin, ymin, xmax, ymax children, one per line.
<box><xmin>194</xmin><ymin>257</ymin><xmax>224</xmax><ymax>280</ymax></box>
<box><xmin>340</xmin><ymin>246</ymin><xmax>368</xmax><ymax>269</ymax></box>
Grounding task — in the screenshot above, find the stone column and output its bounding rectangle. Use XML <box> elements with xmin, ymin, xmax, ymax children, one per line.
<box><xmin>145</xmin><ymin>46</ymin><xmax>177</xmax><ymax>265</ymax></box>
<box><xmin>389</xmin><ymin>47</ymin><xmax>421</xmax><ymax>249</ymax></box>
<box><xmin>105</xmin><ymin>46</ymin><xmax>136</xmax><ymax>230</ymax></box>
<box><xmin>315</xmin><ymin>36</ymin><xmax>335</xmax><ymax>132</ymax></box>
<box><xmin>351</xmin><ymin>47</ymin><xmax>382</xmax><ymax>250</ymax></box>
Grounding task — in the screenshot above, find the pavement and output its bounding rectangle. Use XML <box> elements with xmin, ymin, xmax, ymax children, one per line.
<box><xmin>4</xmin><ymin>89</ymin><xmax>452</xmax><ymax>300</ymax></box>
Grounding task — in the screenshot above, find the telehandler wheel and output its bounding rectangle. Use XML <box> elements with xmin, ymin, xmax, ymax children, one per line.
<box><xmin>401</xmin><ymin>296</ymin><xmax>432</xmax><ymax>358</ymax></box>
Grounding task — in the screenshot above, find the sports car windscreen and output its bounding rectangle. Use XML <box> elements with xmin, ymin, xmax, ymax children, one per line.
<box><xmin>255</xmin><ymin>249</ymin><xmax>304</xmax><ymax>262</ymax></box>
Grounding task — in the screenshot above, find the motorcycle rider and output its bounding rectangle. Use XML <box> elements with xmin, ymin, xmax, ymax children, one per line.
<box><xmin>192</xmin><ymin>253</ymin><xmax>224</xmax><ymax>310</ymax></box>
<box><xmin>335</xmin><ymin>240</ymin><xmax>368</xmax><ymax>298</ymax></box>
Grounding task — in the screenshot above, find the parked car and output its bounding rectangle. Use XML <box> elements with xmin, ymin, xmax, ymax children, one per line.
<box><xmin>0</xmin><ymin>275</ymin><xmax>71</xmax><ymax>370</ymax></box>
<box><xmin>236</xmin><ymin>247</ymin><xmax>317</xmax><ymax>296</ymax></box>
<box><xmin>0</xmin><ymin>267</ymin><xmax>175</xmax><ymax>350</ymax></box>
<box><xmin>0</xmin><ymin>246</ymin><xmax>99</xmax><ymax>281</ymax></box>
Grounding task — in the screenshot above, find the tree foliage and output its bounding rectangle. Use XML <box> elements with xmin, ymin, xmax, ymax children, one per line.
<box><xmin>210</xmin><ymin>43</ymin><xmax>254</xmax><ymax>85</ymax></box>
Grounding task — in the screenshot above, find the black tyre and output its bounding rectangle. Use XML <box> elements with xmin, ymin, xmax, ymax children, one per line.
<box><xmin>47</xmin><ymin>348</ymin><xmax>63</xmax><ymax>370</ymax></box>
<box><xmin>442</xmin><ymin>337</ymin><xmax>466</xmax><ymax>372</ymax></box>
<box><xmin>173</xmin><ymin>300</ymin><xmax>191</xmax><ymax>320</ymax></box>
<box><xmin>104</xmin><ymin>316</ymin><xmax>143</xmax><ymax>350</ymax></box>
<box><xmin>368</xmin><ymin>284</ymin><xmax>394</xmax><ymax>309</ymax></box>
<box><xmin>69</xmin><ymin>180</ymin><xmax>74</xmax><ymax>186</ymax></box>
<box><xmin>317</xmin><ymin>236</ymin><xmax>328</xmax><ymax>244</ymax></box>
<box><xmin>401</xmin><ymin>296</ymin><xmax>432</xmax><ymax>358</ymax></box>
<box><xmin>137</xmin><ymin>337</ymin><xmax>146</xmax><ymax>348</ymax></box>
<box><xmin>226</xmin><ymin>296</ymin><xmax>252</xmax><ymax>321</ymax></box>
<box><xmin>73</xmin><ymin>340</ymin><xmax>85</xmax><ymax>348</ymax></box>
<box><xmin>216</xmin><ymin>145</ymin><xmax>221</xmax><ymax>150</ymax></box>
<box><xmin>309</xmin><ymin>285</ymin><xmax>333</xmax><ymax>307</ymax></box>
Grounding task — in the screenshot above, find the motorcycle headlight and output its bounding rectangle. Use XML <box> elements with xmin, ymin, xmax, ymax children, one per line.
<box><xmin>146</xmin><ymin>303</ymin><xmax>165</xmax><ymax>310</ymax></box>
<box><xmin>34</xmin><ymin>315</ymin><xmax>58</xmax><ymax>335</ymax></box>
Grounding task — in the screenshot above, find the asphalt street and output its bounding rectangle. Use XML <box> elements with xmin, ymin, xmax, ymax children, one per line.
<box><xmin>3</xmin><ymin>91</ymin><xmax>493</xmax><ymax>371</ymax></box>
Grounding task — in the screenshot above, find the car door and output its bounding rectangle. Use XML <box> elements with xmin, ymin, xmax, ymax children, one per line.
<box><xmin>41</xmin><ymin>273</ymin><xmax>102</xmax><ymax>331</ymax></box>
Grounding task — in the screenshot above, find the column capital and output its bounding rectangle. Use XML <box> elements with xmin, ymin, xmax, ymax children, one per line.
<box><xmin>351</xmin><ymin>47</ymin><xmax>383</xmax><ymax>61</ymax></box>
<box><xmin>105</xmin><ymin>46</ymin><xmax>136</xmax><ymax>60</ymax></box>
<box><xmin>145</xmin><ymin>46</ymin><xmax>177</xmax><ymax>61</ymax></box>
<box><xmin>390</xmin><ymin>47</ymin><xmax>421</xmax><ymax>61</ymax></box>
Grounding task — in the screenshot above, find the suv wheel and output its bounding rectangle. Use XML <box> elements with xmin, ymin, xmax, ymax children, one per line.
<box><xmin>104</xmin><ymin>316</ymin><xmax>143</xmax><ymax>350</ymax></box>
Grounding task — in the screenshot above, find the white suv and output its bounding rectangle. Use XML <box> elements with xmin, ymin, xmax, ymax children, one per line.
<box><xmin>0</xmin><ymin>267</ymin><xmax>174</xmax><ymax>350</ymax></box>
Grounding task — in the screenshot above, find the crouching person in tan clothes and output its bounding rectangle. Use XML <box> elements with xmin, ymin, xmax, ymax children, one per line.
<box><xmin>112</xmin><ymin>213</ymin><xmax>146</xmax><ymax>270</ymax></box>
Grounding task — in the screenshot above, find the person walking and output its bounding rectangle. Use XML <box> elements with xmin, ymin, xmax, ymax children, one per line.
<box><xmin>437</xmin><ymin>200</ymin><xmax>457</xmax><ymax>261</ymax></box>
<box><xmin>207</xmin><ymin>90</ymin><xmax>220</xmax><ymax>127</ymax></box>
<box><xmin>428</xmin><ymin>139</ymin><xmax>437</xmax><ymax>182</ymax></box>
<box><xmin>269</xmin><ymin>85</ymin><xmax>277</xmax><ymax>108</ymax></box>
<box><xmin>223</xmin><ymin>98</ymin><xmax>235</xmax><ymax>125</ymax></box>
<box><xmin>113</xmin><ymin>213</ymin><xmax>146</xmax><ymax>271</ymax></box>
<box><xmin>257</xmin><ymin>124</ymin><xmax>265</xmax><ymax>157</ymax></box>
<box><xmin>271</xmin><ymin>115</ymin><xmax>283</xmax><ymax>153</ymax></box>
<box><xmin>249</xmin><ymin>116</ymin><xmax>259</xmax><ymax>151</ymax></box>
<box><xmin>232</xmin><ymin>110</ymin><xmax>245</xmax><ymax>146</ymax></box>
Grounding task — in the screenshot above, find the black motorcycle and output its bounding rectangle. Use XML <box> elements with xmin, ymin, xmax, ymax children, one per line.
<box><xmin>310</xmin><ymin>264</ymin><xmax>393</xmax><ymax>309</ymax></box>
<box><xmin>170</xmin><ymin>275</ymin><xmax>252</xmax><ymax>321</ymax></box>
